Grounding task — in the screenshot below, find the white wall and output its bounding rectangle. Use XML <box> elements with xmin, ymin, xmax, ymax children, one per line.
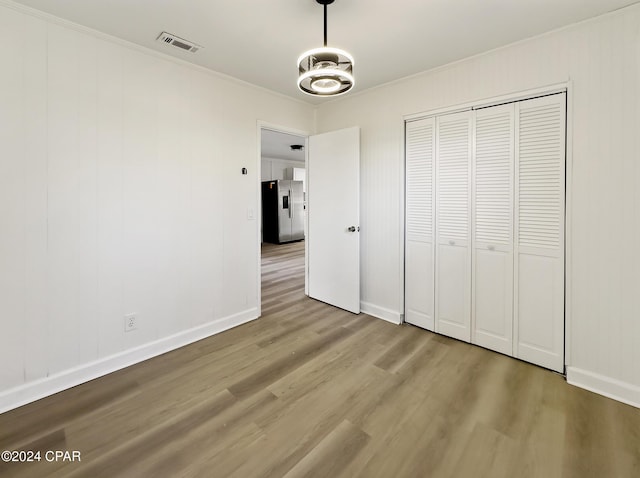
<box><xmin>316</xmin><ymin>5</ymin><xmax>640</xmax><ymax>406</ymax></box>
<box><xmin>0</xmin><ymin>3</ymin><xmax>313</xmax><ymax>411</ymax></box>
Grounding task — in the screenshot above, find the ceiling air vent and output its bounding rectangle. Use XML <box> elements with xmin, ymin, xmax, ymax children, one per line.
<box><xmin>156</xmin><ymin>32</ymin><xmax>202</xmax><ymax>53</ymax></box>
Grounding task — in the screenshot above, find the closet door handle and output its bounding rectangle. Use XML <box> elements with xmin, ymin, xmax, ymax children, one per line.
<box><xmin>487</xmin><ymin>245</ymin><xmax>495</xmax><ymax>251</ymax></box>
<box><xmin>449</xmin><ymin>240</ymin><xmax>455</xmax><ymax>246</ymax></box>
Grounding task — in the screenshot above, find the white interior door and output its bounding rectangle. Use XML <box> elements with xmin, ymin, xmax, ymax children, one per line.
<box><xmin>435</xmin><ymin>111</ymin><xmax>472</xmax><ymax>342</ymax></box>
<box><xmin>472</xmin><ymin>104</ymin><xmax>515</xmax><ymax>355</ymax></box>
<box><xmin>308</xmin><ymin>127</ymin><xmax>360</xmax><ymax>314</ymax></box>
<box><xmin>405</xmin><ymin>117</ymin><xmax>435</xmax><ymax>330</ymax></box>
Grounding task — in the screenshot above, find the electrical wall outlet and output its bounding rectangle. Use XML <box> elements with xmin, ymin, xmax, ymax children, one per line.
<box><xmin>124</xmin><ymin>314</ymin><xmax>137</xmax><ymax>332</ymax></box>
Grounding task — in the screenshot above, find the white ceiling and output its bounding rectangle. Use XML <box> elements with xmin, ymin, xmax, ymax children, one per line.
<box><xmin>262</xmin><ymin>130</ymin><xmax>306</xmax><ymax>163</ymax></box>
<box><xmin>11</xmin><ymin>0</ymin><xmax>640</xmax><ymax>104</ymax></box>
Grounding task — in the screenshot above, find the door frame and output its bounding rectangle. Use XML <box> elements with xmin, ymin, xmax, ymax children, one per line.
<box><xmin>402</xmin><ymin>81</ymin><xmax>573</xmax><ymax>371</ymax></box>
<box><xmin>256</xmin><ymin>121</ymin><xmax>310</xmax><ymax>317</ymax></box>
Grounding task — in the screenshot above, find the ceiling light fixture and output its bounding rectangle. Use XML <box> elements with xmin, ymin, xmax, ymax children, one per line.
<box><xmin>297</xmin><ymin>0</ymin><xmax>354</xmax><ymax>97</ymax></box>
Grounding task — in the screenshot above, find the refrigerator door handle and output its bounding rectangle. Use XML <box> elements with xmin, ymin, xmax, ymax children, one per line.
<box><xmin>288</xmin><ymin>190</ymin><xmax>292</xmax><ymax>218</ymax></box>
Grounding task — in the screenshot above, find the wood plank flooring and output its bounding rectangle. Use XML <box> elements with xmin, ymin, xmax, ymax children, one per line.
<box><xmin>1</xmin><ymin>240</ymin><xmax>639</xmax><ymax>477</ymax></box>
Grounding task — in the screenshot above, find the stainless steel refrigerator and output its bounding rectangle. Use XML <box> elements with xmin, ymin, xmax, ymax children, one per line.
<box><xmin>262</xmin><ymin>180</ymin><xmax>305</xmax><ymax>244</ymax></box>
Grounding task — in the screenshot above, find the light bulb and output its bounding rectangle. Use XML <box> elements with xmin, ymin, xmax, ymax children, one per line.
<box><xmin>311</xmin><ymin>77</ymin><xmax>342</xmax><ymax>93</ymax></box>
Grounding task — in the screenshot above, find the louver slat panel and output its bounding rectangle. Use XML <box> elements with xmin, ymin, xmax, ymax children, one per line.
<box><xmin>406</xmin><ymin>119</ymin><xmax>434</xmax><ymax>242</ymax></box>
<box><xmin>437</xmin><ymin>115</ymin><xmax>470</xmax><ymax>243</ymax></box>
<box><xmin>518</xmin><ymin>102</ymin><xmax>563</xmax><ymax>250</ymax></box>
<box><xmin>475</xmin><ymin>108</ymin><xmax>513</xmax><ymax>245</ymax></box>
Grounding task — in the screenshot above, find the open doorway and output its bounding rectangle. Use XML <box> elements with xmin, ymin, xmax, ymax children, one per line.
<box><xmin>259</xmin><ymin>127</ymin><xmax>309</xmax><ymax>315</ymax></box>
<box><xmin>258</xmin><ymin>124</ymin><xmax>361</xmax><ymax>317</ymax></box>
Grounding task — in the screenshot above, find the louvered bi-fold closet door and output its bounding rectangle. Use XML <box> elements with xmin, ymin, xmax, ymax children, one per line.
<box><xmin>514</xmin><ymin>93</ymin><xmax>566</xmax><ymax>373</ymax></box>
<box><xmin>472</xmin><ymin>104</ymin><xmax>515</xmax><ymax>355</ymax></box>
<box><xmin>405</xmin><ymin>118</ymin><xmax>435</xmax><ymax>330</ymax></box>
<box><xmin>435</xmin><ymin>111</ymin><xmax>472</xmax><ymax>342</ymax></box>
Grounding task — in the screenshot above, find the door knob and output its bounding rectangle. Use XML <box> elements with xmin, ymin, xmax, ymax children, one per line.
<box><xmin>348</xmin><ymin>226</ymin><xmax>357</xmax><ymax>232</ymax></box>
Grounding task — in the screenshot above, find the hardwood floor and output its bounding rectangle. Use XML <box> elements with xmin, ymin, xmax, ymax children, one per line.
<box><xmin>1</xmin><ymin>240</ymin><xmax>639</xmax><ymax>477</ymax></box>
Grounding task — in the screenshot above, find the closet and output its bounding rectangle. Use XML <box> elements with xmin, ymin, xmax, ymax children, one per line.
<box><xmin>405</xmin><ymin>92</ymin><xmax>566</xmax><ymax>373</ymax></box>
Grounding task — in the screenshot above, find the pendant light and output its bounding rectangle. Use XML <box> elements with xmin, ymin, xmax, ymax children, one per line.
<box><xmin>297</xmin><ymin>0</ymin><xmax>354</xmax><ymax>97</ymax></box>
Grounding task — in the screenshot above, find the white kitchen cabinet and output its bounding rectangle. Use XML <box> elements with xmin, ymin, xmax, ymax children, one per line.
<box><xmin>284</xmin><ymin>167</ymin><xmax>306</xmax><ymax>192</ymax></box>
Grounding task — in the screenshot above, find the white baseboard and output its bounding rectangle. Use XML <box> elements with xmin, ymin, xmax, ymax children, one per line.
<box><xmin>566</xmin><ymin>366</ymin><xmax>640</xmax><ymax>409</ymax></box>
<box><xmin>0</xmin><ymin>308</ymin><xmax>259</xmax><ymax>414</ymax></box>
<box><xmin>360</xmin><ymin>301</ymin><xmax>402</xmax><ymax>325</ymax></box>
